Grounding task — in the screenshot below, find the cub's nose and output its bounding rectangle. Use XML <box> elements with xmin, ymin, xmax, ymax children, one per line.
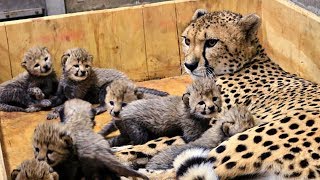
<box><xmin>113</xmin><ymin>111</ymin><xmax>120</xmax><ymax>117</ymax></box>
<box><xmin>80</xmin><ymin>71</ymin><xmax>86</xmax><ymax>76</ymax></box>
<box><xmin>208</xmin><ymin>106</ymin><xmax>215</xmax><ymax>113</ymax></box>
<box><xmin>184</xmin><ymin>62</ymin><xmax>199</xmax><ymax>72</ymax></box>
<box><xmin>43</xmin><ymin>65</ymin><xmax>50</xmax><ymax>71</ymax></box>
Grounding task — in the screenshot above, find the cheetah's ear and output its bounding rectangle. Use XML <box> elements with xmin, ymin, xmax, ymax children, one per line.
<box><xmin>182</xmin><ymin>92</ymin><xmax>190</xmax><ymax>107</ymax></box>
<box><xmin>61</xmin><ymin>52</ymin><xmax>70</xmax><ymax>67</ymax></box>
<box><xmin>134</xmin><ymin>88</ymin><xmax>144</xmax><ymax>99</ymax></box>
<box><xmin>192</xmin><ymin>9</ymin><xmax>208</xmax><ymax>20</ymax></box>
<box><xmin>87</xmin><ymin>54</ymin><xmax>93</xmax><ymax>63</ymax></box>
<box><xmin>60</xmin><ymin>133</ymin><xmax>73</xmax><ymax>148</ymax></box>
<box><xmin>21</xmin><ymin>61</ymin><xmax>27</xmax><ymax>68</ymax></box>
<box><xmin>11</xmin><ymin>168</ymin><xmax>21</xmax><ymax>180</ymax></box>
<box><xmin>238</xmin><ymin>13</ymin><xmax>261</xmax><ymax>41</ymax></box>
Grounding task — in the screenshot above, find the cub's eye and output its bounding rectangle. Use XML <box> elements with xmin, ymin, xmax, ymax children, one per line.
<box><xmin>47</xmin><ymin>150</ymin><xmax>53</xmax><ymax>154</ymax></box>
<box><xmin>198</xmin><ymin>101</ymin><xmax>205</xmax><ymax>105</ymax></box>
<box><xmin>122</xmin><ymin>103</ymin><xmax>127</xmax><ymax>107</ymax></box>
<box><xmin>44</xmin><ymin>57</ymin><xmax>48</xmax><ymax>61</ymax></box>
<box><xmin>35</xmin><ymin>147</ymin><xmax>39</xmax><ymax>152</ymax></box>
<box><xmin>205</xmin><ymin>39</ymin><xmax>219</xmax><ymax>48</ymax></box>
<box><xmin>110</xmin><ymin>101</ymin><xmax>114</xmax><ymax>106</ymax></box>
<box><xmin>73</xmin><ymin>64</ymin><xmax>79</xmax><ymax>68</ymax></box>
<box><xmin>212</xmin><ymin>97</ymin><xmax>218</xmax><ymax>101</ymax></box>
<box><xmin>184</xmin><ymin>38</ymin><xmax>191</xmax><ymax>46</ymax></box>
<box><xmin>85</xmin><ymin>65</ymin><xmax>90</xmax><ymax>68</ymax></box>
<box><xmin>34</xmin><ymin>63</ymin><xmax>40</xmax><ymax>68</ymax></box>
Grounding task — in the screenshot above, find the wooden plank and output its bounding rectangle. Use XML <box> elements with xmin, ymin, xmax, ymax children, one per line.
<box><xmin>89</xmin><ymin>6</ymin><xmax>148</xmax><ymax>81</ymax></box>
<box><xmin>0</xmin><ymin>25</ymin><xmax>12</xmax><ymax>83</ymax></box>
<box><xmin>0</xmin><ymin>122</ymin><xmax>7</xmax><ymax>180</ymax></box>
<box><xmin>143</xmin><ymin>1</ymin><xmax>181</xmax><ymax>79</ymax></box>
<box><xmin>261</xmin><ymin>0</ymin><xmax>320</xmax><ymax>84</ymax></box>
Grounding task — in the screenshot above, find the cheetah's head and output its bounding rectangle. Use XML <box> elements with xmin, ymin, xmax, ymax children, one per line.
<box><xmin>182</xmin><ymin>10</ymin><xmax>261</xmax><ymax>78</ymax></box>
<box><xmin>22</xmin><ymin>46</ymin><xmax>53</xmax><ymax>77</ymax></box>
<box><xmin>61</xmin><ymin>48</ymin><xmax>93</xmax><ymax>81</ymax></box>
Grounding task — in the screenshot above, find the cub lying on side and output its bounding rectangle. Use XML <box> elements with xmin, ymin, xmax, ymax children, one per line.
<box><xmin>0</xmin><ymin>46</ymin><xmax>58</xmax><ymax>112</ymax></box>
<box><xmin>145</xmin><ymin>105</ymin><xmax>257</xmax><ymax>171</ymax></box>
<box><xmin>97</xmin><ymin>79</ymin><xmax>169</xmax><ymax>136</ymax></box>
<box><xmin>103</xmin><ymin>78</ymin><xmax>222</xmax><ymax>147</ymax></box>
<box><xmin>11</xmin><ymin>159</ymin><xmax>59</xmax><ymax>180</ymax></box>
<box><xmin>34</xmin><ymin>99</ymin><xmax>148</xmax><ymax>180</ymax></box>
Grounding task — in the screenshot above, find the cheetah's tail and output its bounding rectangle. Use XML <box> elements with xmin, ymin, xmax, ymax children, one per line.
<box><xmin>136</xmin><ymin>87</ymin><xmax>169</xmax><ymax>97</ymax></box>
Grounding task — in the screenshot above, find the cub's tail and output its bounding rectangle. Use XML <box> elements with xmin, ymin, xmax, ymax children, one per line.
<box><xmin>0</xmin><ymin>103</ymin><xmax>26</xmax><ymax>112</ymax></box>
<box><xmin>136</xmin><ymin>87</ymin><xmax>169</xmax><ymax>97</ymax></box>
<box><xmin>173</xmin><ymin>147</ymin><xmax>218</xmax><ymax>180</ymax></box>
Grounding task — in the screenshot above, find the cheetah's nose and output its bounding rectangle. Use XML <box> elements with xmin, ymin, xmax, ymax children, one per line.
<box><xmin>37</xmin><ymin>157</ymin><xmax>45</xmax><ymax>161</ymax></box>
<box><xmin>80</xmin><ymin>71</ymin><xmax>86</xmax><ymax>76</ymax></box>
<box><xmin>44</xmin><ymin>65</ymin><xmax>50</xmax><ymax>71</ymax></box>
<box><xmin>184</xmin><ymin>61</ymin><xmax>199</xmax><ymax>72</ymax></box>
<box><xmin>209</xmin><ymin>106</ymin><xmax>215</xmax><ymax>112</ymax></box>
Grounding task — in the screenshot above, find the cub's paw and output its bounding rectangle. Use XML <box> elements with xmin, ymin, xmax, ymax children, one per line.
<box><xmin>47</xmin><ymin>111</ymin><xmax>59</xmax><ymax>120</ymax></box>
<box><xmin>28</xmin><ymin>87</ymin><xmax>45</xmax><ymax>100</ymax></box>
<box><xmin>25</xmin><ymin>106</ymin><xmax>41</xmax><ymax>113</ymax></box>
<box><xmin>40</xmin><ymin>99</ymin><xmax>52</xmax><ymax>107</ymax></box>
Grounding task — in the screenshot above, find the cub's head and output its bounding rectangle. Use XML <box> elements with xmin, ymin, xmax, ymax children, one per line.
<box><xmin>11</xmin><ymin>159</ymin><xmax>59</xmax><ymax>180</ymax></box>
<box><xmin>33</xmin><ymin>123</ymin><xmax>73</xmax><ymax>167</ymax></box>
<box><xmin>22</xmin><ymin>46</ymin><xmax>53</xmax><ymax>76</ymax></box>
<box><xmin>220</xmin><ymin>105</ymin><xmax>257</xmax><ymax>137</ymax></box>
<box><xmin>105</xmin><ymin>79</ymin><xmax>143</xmax><ymax>117</ymax></box>
<box><xmin>182</xmin><ymin>10</ymin><xmax>261</xmax><ymax>77</ymax></box>
<box><xmin>60</xmin><ymin>99</ymin><xmax>96</xmax><ymax>128</ymax></box>
<box><xmin>61</xmin><ymin>48</ymin><xmax>93</xmax><ymax>81</ymax></box>
<box><xmin>183</xmin><ymin>78</ymin><xmax>222</xmax><ymax>119</ymax></box>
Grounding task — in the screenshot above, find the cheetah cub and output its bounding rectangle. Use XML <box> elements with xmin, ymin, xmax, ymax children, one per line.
<box><xmin>47</xmin><ymin>47</ymin><xmax>128</xmax><ymax>119</ymax></box>
<box><xmin>145</xmin><ymin>105</ymin><xmax>257</xmax><ymax>171</ymax></box>
<box><xmin>103</xmin><ymin>78</ymin><xmax>222</xmax><ymax>147</ymax></box>
<box><xmin>34</xmin><ymin>99</ymin><xmax>149</xmax><ymax>180</ymax></box>
<box><xmin>97</xmin><ymin>79</ymin><xmax>169</xmax><ymax>136</ymax></box>
<box><xmin>0</xmin><ymin>46</ymin><xmax>58</xmax><ymax>112</ymax></box>
<box><xmin>95</xmin><ymin>79</ymin><xmax>169</xmax><ymax>116</ymax></box>
<box><xmin>11</xmin><ymin>159</ymin><xmax>59</xmax><ymax>180</ymax></box>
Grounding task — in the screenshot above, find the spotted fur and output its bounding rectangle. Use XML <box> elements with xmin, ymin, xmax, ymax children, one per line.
<box><xmin>113</xmin><ymin>10</ymin><xmax>320</xmax><ymax>179</ymax></box>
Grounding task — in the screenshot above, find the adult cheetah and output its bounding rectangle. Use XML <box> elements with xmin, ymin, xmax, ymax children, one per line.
<box><xmin>113</xmin><ymin>9</ymin><xmax>320</xmax><ymax>179</ymax></box>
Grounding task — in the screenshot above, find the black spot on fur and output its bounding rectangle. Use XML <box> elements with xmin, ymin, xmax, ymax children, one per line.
<box><xmin>238</xmin><ymin>134</ymin><xmax>248</xmax><ymax>141</ymax></box>
<box><xmin>216</xmin><ymin>145</ymin><xmax>226</xmax><ymax>153</ymax></box>
<box><xmin>298</xmin><ymin>114</ymin><xmax>306</xmax><ymax>120</ymax></box>
<box><xmin>164</xmin><ymin>139</ymin><xmax>176</xmax><ymax>145</ymax></box>
<box><xmin>147</xmin><ymin>143</ymin><xmax>157</xmax><ymax>148</ymax></box>
<box><xmin>266</xmin><ymin>128</ymin><xmax>277</xmax><ymax>135</ymax></box>
<box><xmin>290</xmin><ymin>147</ymin><xmax>301</xmax><ymax>153</ymax></box>
<box><xmin>306</xmin><ymin>120</ymin><xmax>315</xmax><ymax>127</ymax></box>
<box><xmin>225</xmin><ymin>161</ymin><xmax>236</xmax><ymax>169</ymax></box>
<box><xmin>253</xmin><ymin>136</ymin><xmax>262</xmax><ymax>143</ymax></box>
<box><xmin>236</xmin><ymin>144</ymin><xmax>247</xmax><ymax>152</ymax></box>
<box><xmin>308</xmin><ymin>170</ymin><xmax>316</xmax><ymax>179</ymax></box>
<box><xmin>260</xmin><ymin>152</ymin><xmax>271</xmax><ymax>160</ymax></box>
<box><xmin>289</xmin><ymin>123</ymin><xmax>299</xmax><ymax>130</ymax></box>
<box><xmin>312</xmin><ymin>153</ymin><xmax>320</xmax><ymax>160</ymax></box>
<box><xmin>303</xmin><ymin>142</ymin><xmax>311</xmax><ymax>147</ymax></box>
<box><xmin>299</xmin><ymin>159</ymin><xmax>309</xmax><ymax>168</ymax></box>
<box><xmin>280</xmin><ymin>117</ymin><xmax>291</xmax><ymax>123</ymax></box>
<box><xmin>242</xmin><ymin>152</ymin><xmax>253</xmax><ymax>159</ymax></box>
<box><xmin>253</xmin><ymin>162</ymin><xmax>261</xmax><ymax>168</ymax></box>
<box><xmin>283</xmin><ymin>154</ymin><xmax>295</xmax><ymax>160</ymax></box>
<box><xmin>121</xmin><ymin>152</ymin><xmax>128</xmax><ymax>155</ymax></box>
<box><xmin>268</xmin><ymin>145</ymin><xmax>279</xmax><ymax>151</ymax></box>
<box><xmin>279</xmin><ymin>133</ymin><xmax>288</xmax><ymax>139</ymax></box>
<box><xmin>221</xmin><ymin>156</ymin><xmax>230</xmax><ymax>164</ymax></box>
<box><xmin>315</xmin><ymin>137</ymin><xmax>320</xmax><ymax>143</ymax></box>
<box><xmin>263</xmin><ymin>141</ymin><xmax>273</xmax><ymax>147</ymax></box>
<box><xmin>176</xmin><ymin>156</ymin><xmax>207</xmax><ymax>177</ymax></box>
<box><xmin>255</xmin><ymin>127</ymin><xmax>265</xmax><ymax>133</ymax></box>
<box><xmin>288</xmin><ymin>138</ymin><xmax>299</xmax><ymax>143</ymax></box>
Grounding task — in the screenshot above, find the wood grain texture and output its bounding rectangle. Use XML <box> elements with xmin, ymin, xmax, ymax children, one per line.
<box><xmin>0</xmin><ymin>25</ymin><xmax>12</xmax><ymax>83</ymax></box>
<box><xmin>261</xmin><ymin>0</ymin><xmax>320</xmax><ymax>84</ymax></box>
<box><xmin>88</xmin><ymin>6</ymin><xmax>149</xmax><ymax>81</ymax></box>
<box><xmin>0</xmin><ymin>75</ymin><xmax>191</xmax><ymax>175</ymax></box>
<box><xmin>143</xmin><ymin>1</ymin><xmax>181</xmax><ymax>79</ymax></box>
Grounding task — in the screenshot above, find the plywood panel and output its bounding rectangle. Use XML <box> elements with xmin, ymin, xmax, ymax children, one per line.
<box><xmin>143</xmin><ymin>1</ymin><xmax>181</xmax><ymax>79</ymax></box>
<box><xmin>89</xmin><ymin>6</ymin><xmax>149</xmax><ymax>81</ymax></box>
<box><xmin>0</xmin><ymin>25</ymin><xmax>12</xmax><ymax>83</ymax></box>
<box><xmin>261</xmin><ymin>0</ymin><xmax>320</xmax><ymax>84</ymax></box>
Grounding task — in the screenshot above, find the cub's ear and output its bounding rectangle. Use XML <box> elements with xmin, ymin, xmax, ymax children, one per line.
<box><xmin>59</xmin><ymin>133</ymin><xmax>73</xmax><ymax>148</ymax></box>
<box><xmin>21</xmin><ymin>61</ymin><xmax>27</xmax><ymax>68</ymax></box>
<box><xmin>217</xmin><ymin>84</ymin><xmax>222</xmax><ymax>92</ymax></box>
<box><xmin>61</xmin><ymin>52</ymin><xmax>70</xmax><ymax>67</ymax></box>
<box><xmin>134</xmin><ymin>88</ymin><xmax>144</xmax><ymax>99</ymax></box>
<box><xmin>182</xmin><ymin>92</ymin><xmax>190</xmax><ymax>107</ymax></box>
<box><xmin>238</xmin><ymin>13</ymin><xmax>261</xmax><ymax>41</ymax></box>
<box><xmin>87</xmin><ymin>54</ymin><xmax>93</xmax><ymax>62</ymax></box>
<box><xmin>11</xmin><ymin>168</ymin><xmax>21</xmax><ymax>180</ymax></box>
<box><xmin>42</xmin><ymin>46</ymin><xmax>49</xmax><ymax>52</ymax></box>
<box><xmin>192</xmin><ymin>9</ymin><xmax>208</xmax><ymax>20</ymax></box>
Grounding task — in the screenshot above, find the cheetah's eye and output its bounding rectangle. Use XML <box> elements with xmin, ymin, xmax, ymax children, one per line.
<box><xmin>85</xmin><ymin>65</ymin><xmax>90</xmax><ymax>68</ymax></box>
<box><xmin>198</xmin><ymin>101</ymin><xmax>205</xmax><ymax>105</ymax></box>
<box><xmin>212</xmin><ymin>97</ymin><xmax>218</xmax><ymax>101</ymax></box>
<box><xmin>110</xmin><ymin>101</ymin><xmax>114</xmax><ymax>106</ymax></box>
<box><xmin>73</xmin><ymin>64</ymin><xmax>79</xmax><ymax>68</ymax></box>
<box><xmin>47</xmin><ymin>150</ymin><xmax>53</xmax><ymax>154</ymax></box>
<box><xmin>34</xmin><ymin>63</ymin><xmax>40</xmax><ymax>68</ymax></box>
<box><xmin>44</xmin><ymin>57</ymin><xmax>48</xmax><ymax>61</ymax></box>
<box><xmin>35</xmin><ymin>147</ymin><xmax>39</xmax><ymax>152</ymax></box>
<box><xmin>122</xmin><ymin>103</ymin><xmax>127</xmax><ymax>107</ymax></box>
<box><xmin>184</xmin><ymin>38</ymin><xmax>191</xmax><ymax>46</ymax></box>
<box><xmin>205</xmin><ymin>39</ymin><xmax>219</xmax><ymax>48</ymax></box>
